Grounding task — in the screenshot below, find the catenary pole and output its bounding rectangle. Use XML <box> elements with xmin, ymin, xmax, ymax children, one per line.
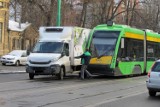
<box><xmin>56</xmin><ymin>0</ymin><xmax>61</xmax><ymax>26</ymax></box>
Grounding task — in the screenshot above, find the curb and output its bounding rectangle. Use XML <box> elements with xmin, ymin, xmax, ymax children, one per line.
<box><xmin>0</xmin><ymin>70</ymin><xmax>26</xmax><ymax>74</ymax></box>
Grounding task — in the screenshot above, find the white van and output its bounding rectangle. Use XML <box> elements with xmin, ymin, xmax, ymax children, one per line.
<box><xmin>26</xmin><ymin>26</ymin><xmax>90</xmax><ymax>79</ymax></box>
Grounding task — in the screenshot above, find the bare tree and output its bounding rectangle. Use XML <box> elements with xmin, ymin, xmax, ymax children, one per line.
<box><xmin>86</xmin><ymin>0</ymin><xmax>116</xmax><ymax>27</ymax></box>
<box><xmin>10</xmin><ymin>0</ymin><xmax>21</xmax><ymax>22</ymax></box>
<box><xmin>79</xmin><ymin>0</ymin><xmax>90</xmax><ymax>27</ymax></box>
<box><xmin>21</xmin><ymin>0</ymin><xmax>57</xmax><ymax>27</ymax></box>
<box><xmin>136</xmin><ymin>0</ymin><xmax>160</xmax><ymax>31</ymax></box>
<box><xmin>12</xmin><ymin>0</ymin><xmax>78</xmax><ymax>28</ymax></box>
<box><xmin>9</xmin><ymin>0</ymin><xmax>160</xmax><ymax>31</ymax></box>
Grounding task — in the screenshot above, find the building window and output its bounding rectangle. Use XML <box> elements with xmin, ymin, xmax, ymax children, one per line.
<box><xmin>3</xmin><ymin>2</ymin><xmax>8</xmax><ymax>8</ymax></box>
<box><xmin>12</xmin><ymin>38</ymin><xmax>15</xmax><ymax>49</ymax></box>
<box><xmin>16</xmin><ymin>39</ymin><xmax>19</xmax><ymax>49</ymax></box>
<box><xmin>0</xmin><ymin>2</ymin><xmax>3</xmax><ymax>8</ymax></box>
<box><xmin>0</xmin><ymin>23</ymin><xmax>2</xmax><ymax>43</ymax></box>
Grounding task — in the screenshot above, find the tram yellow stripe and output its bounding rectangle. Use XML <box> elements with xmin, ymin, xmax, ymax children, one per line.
<box><xmin>125</xmin><ymin>32</ymin><xmax>143</xmax><ymax>40</ymax></box>
<box><xmin>125</xmin><ymin>32</ymin><xmax>160</xmax><ymax>42</ymax></box>
<box><xmin>147</xmin><ymin>36</ymin><xmax>160</xmax><ymax>42</ymax></box>
<box><xmin>90</xmin><ymin>56</ymin><xmax>112</xmax><ymax>65</ymax></box>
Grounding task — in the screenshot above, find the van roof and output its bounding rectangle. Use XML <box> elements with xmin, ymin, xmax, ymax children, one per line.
<box><xmin>39</xmin><ymin>27</ymin><xmax>74</xmax><ymax>41</ymax></box>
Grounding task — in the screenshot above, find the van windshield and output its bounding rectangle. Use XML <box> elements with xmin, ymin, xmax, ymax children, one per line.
<box><xmin>32</xmin><ymin>42</ymin><xmax>63</xmax><ymax>53</ymax></box>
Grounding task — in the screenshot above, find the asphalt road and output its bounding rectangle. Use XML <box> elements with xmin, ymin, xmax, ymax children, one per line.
<box><xmin>103</xmin><ymin>92</ymin><xmax>160</xmax><ymax>107</ymax></box>
<box><xmin>0</xmin><ymin>64</ymin><xmax>25</xmax><ymax>73</ymax></box>
<box><xmin>0</xmin><ymin>64</ymin><xmax>159</xmax><ymax>107</ymax></box>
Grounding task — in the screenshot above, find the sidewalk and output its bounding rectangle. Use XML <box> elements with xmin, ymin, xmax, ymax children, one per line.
<box><xmin>0</xmin><ymin>70</ymin><xmax>25</xmax><ymax>74</ymax></box>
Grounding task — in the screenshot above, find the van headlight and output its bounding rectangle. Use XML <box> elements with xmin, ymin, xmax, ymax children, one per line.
<box><xmin>51</xmin><ymin>58</ymin><xmax>59</xmax><ymax>62</ymax></box>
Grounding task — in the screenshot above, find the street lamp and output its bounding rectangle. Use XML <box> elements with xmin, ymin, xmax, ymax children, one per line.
<box><xmin>56</xmin><ymin>0</ymin><xmax>61</xmax><ymax>26</ymax></box>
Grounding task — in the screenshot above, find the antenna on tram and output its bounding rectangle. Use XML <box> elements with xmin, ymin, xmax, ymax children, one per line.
<box><xmin>107</xmin><ymin>20</ymin><xmax>114</xmax><ymax>26</ymax></box>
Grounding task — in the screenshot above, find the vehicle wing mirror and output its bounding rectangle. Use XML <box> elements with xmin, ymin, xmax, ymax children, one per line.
<box><xmin>61</xmin><ymin>52</ymin><xmax>65</xmax><ymax>56</ymax></box>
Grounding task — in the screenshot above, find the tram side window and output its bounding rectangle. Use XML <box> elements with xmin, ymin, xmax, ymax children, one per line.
<box><xmin>117</xmin><ymin>38</ymin><xmax>143</xmax><ymax>61</ymax></box>
<box><xmin>130</xmin><ymin>39</ymin><xmax>144</xmax><ymax>61</ymax></box>
<box><xmin>117</xmin><ymin>38</ymin><xmax>125</xmax><ymax>61</ymax></box>
<box><xmin>147</xmin><ymin>42</ymin><xmax>160</xmax><ymax>61</ymax></box>
<box><xmin>117</xmin><ymin>38</ymin><xmax>129</xmax><ymax>61</ymax></box>
<box><xmin>155</xmin><ymin>43</ymin><xmax>160</xmax><ymax>59</ymax></box>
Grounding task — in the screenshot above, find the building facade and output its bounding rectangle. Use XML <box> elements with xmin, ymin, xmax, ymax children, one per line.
<box><xmin>8</xmin><ymin>20</ymin><xmax>38</xmax><ymax>52</ymax></box>
<box><xmin>0</xmin><ymin>0</ymin><xmax>9</xmax><ymax>56</ymax></box>
<box><xmin>0</xmin><ymin>0</ymin><xmax>38</xmax><ymax>56</ymax></box>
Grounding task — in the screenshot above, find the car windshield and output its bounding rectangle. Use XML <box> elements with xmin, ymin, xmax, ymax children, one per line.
<box><xmin>151</xmin><ymin>62</ymin><xmax>160</xmax><ymax>72</ymax></box>
<box><xmin>8</xmin><ymin>51</ymin><xmax>23</xmax><ymax>56</ymax></box>
<box><xmin>32</xmin><ymin>42</ymin><xmax>63</xmax><ymax>53</ymax></box>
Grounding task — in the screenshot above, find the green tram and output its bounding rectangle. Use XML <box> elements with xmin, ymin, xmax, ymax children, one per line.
<box><xmin>87</xmin><ymin>22</ymin><xmax>160</xmax><ymax>76</ymax></box>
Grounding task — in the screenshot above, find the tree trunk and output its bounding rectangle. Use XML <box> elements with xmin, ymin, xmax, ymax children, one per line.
<box><xmin>79</xmin><ymin>1</ymin><xmax>88</xmax><ymax>27</ymax></box>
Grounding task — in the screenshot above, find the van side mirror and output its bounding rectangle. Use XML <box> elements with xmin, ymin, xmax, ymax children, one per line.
<box><xmin>21</xmin><ymin>54</ymin><xmax>26</xmax><ymax>57</ymax></box>
<box><xmin>61</xmin><ymin>52</ymin><xmax>65</xmax><ymax>56</ymax></box>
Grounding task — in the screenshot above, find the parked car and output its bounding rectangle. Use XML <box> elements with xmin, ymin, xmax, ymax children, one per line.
<box><xmin>0</xmin><ymin>50</ymin><xmax>27</xmax><ymax>66</ymax></box>
<box><xmin>146</xmin><ymin>60</ymin><xmax>160</xmax><ymax>96</ymax></box>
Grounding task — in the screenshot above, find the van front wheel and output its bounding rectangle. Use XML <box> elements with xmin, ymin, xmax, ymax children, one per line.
<box><xmin>29</xmin><ymin>73</ymin><xmax>34</xmax><ymax>79</ymax></box>
<box><xmin>2</xmin><ymin>63</ymin><xmax>5</xmax><ymax>66</ymax></box>
<box><xmin>58</xmin><ymin>67</ymin><xmax>64</xmax><ymax>80</ymax></box>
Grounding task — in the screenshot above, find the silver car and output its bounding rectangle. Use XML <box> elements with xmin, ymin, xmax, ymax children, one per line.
<box><xmin>0</xmin><ymin>50</ymin><xmax>27</xmax><ymax>66</ymax></box>
<box><xmin>146</xmin><ymin>60</ymin><xmax>160</xmax><ymax>96</ymax></box>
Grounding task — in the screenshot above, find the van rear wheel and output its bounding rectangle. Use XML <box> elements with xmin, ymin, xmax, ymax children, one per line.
<box><xmin>29</xmin><ymin>73</ymin><xmax>34</xmax><ymax>79</ymax></box>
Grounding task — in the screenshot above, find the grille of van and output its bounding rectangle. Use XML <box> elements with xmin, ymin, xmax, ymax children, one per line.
<box><xmin>29</xmin><ymin>60</ymin><xmax>51</xmax><ymax>64</ymax></box>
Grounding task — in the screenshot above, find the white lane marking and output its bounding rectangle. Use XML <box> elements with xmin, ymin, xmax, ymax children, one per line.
<box><xmin>0</xmin><ymin>70</ymin><xmax>25</xmax><ymax>74</ymax></box>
